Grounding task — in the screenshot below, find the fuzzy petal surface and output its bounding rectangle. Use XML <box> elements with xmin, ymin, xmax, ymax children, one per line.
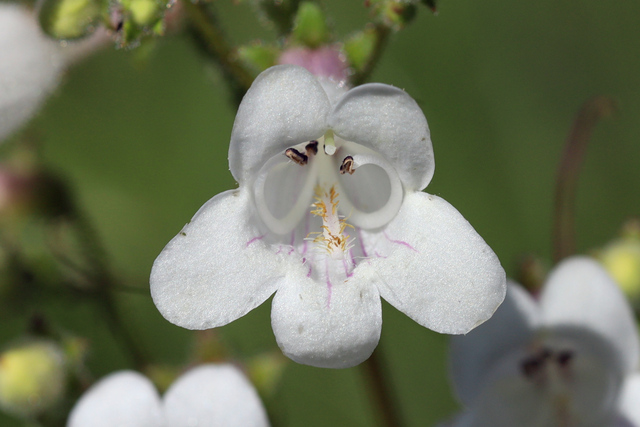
<box><xmin>150</xmin><ymin>189</ymin><xmax>281</xmax><ymax>329</ymax></box>
<box><xmin>328</xmin><ymin>83</ymin><xmax>434</xmax><ymax>191</ymax></box>
<box><xmin>271</xmin><ymin>267</ymin><xmax>382</xmax><ymax>368</ymax></box>
<box><xmin>67</xmin><ymin>371</ymin><xmax>163</xmax><ymax>427</ymax></box>
<box><xmin>374</xmin><ymin>191</ymin><xmax>506</xmax><ymax>335</ymax></box>
<box><xmin>229</xmin><ymin>65</ymin><xmax>331</xmax><ymax>184</ymax></box>
<box><xmin>450</xmin><ymin>283</ymin><xmax>540</xmax><ymax>405</ymax></box>
<box><xmin>540</xmin><ymin>256</ymin><xmax>640</xmax><ymax>373</ymax></box>
<box><xmin>163</xmin><ymin>364</ymin><xmax>270</xmax><ymax>427</ymax></box>
<box><xmin>0</xmin><ymin>4</ymin><xmax>64</xmax><ymax>142</ymax></box>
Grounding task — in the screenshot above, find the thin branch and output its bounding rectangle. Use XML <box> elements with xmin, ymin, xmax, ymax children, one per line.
<box><xmin>362</xmin><ymin>347</ymin><xmax>404</xmax><ymax>427</ymax></box>
<box><xmin>553</xmin><ymin>96</ymin><xmax>616</xmax><ymax>262</ymax></box>
<box><xmin>181</xmin><ymin>0</ymin><xmax>254</xmax><ymax>103</ymax></box>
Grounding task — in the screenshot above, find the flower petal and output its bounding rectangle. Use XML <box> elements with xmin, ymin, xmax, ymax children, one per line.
<box><xmin>450</xmin><ymin>283</ymin><xmax>540</xmax><ymax>405</ymax></box>
<box><xmin>0</xmin><ymin>4</ymin><xmax>64</xmax><ymax>141</ymax></box>
<box><xmin>163</xmin><ymin>364</ymin><xmax>270</xmax><ymax>427</ymax></box>
<box><xmin>468</xmin><ymin>332</ymin><xmax>620</xmax><ymax>427</ymax></box>
<box><xmin>67</xmin><ymin>371</ymin><xmax>163</xmax><ymax>427</ymax></box>
<box><xmin>373</xmin><ymin>191</ymin><xmax>506</xmax><ymax>335</ymax></box>
<box><xmin>328</xmin><ymin>83</ymin><xmax>434</xmax><ymax>191</ymax></box>
<box><xmin>270</xmin><ymin>268</ymin><xmax>382</xmax><ymax>368</ymax></box>
<box><xmin>540</xmin><ymin>256</ymin><xmax>640</xmax><ymax>373</ymax></box>
<box><xmin>229</xmin><ymin>65</ymin><xmax>331</xmax><ymax>184</ymax></box>
<box><xmin>618</xmin><ymin>373</ymin><xmax>640</xmax><ymax>426</ymax></box>
<box><xmin>150</xmin><ymin>189</ymin><xmax>281</xmax><ymax>329</ymax></box>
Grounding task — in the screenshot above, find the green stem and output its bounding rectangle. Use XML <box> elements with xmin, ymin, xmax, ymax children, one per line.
<box><xmin>181</xmin><ymin>0</ymin><xmax>255</xmax><ymax>103</ymax></box>
<box><xmin>351</xmin><ymin>24</ymin><xmax>391</xmax><ymax>86</ymax></box>
<box><xmin>97</xmin><ymin>288</ymin><xmax>148</xmax><ymax>370</ymax></box>
<box><xmin>362</xmin><ymin>348</ymin><xmax>404</xmax><ymax>427</ymax></box>
<box><xmin>63</xmin><ymin>188</ymin><xmax>149</xmax><ymax>369</ymax></box>
<box><xmin>553</xmin><ymin>96</ymin><xmax>616</xmax><ymax>263</ymax></box>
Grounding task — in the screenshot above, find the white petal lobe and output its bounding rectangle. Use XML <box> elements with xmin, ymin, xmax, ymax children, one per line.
<box><xmin>329</xmin><ymin>83</ymin><xmax>434</xmax><ymax>191</ymax></box>
<box><xmin>229</xmin><ymin>65</ymin><xmax>331</xmax><ymax>184</ymax></box>
<box><xmin>163</xmin><ymin>364</ymin><xmax>270</xmax><ymax>427</ymax></box>
<box><xmin>374</xmin><ymin>191</ymin><xmax>506</xmax><ymax>335</ymax></box>
<box><xmin>271</xmin><ymin>268</ymin><xmax>382</xmax><ymax>368</ymax></box>
<box><xmin>67</xmin><ymin>371</ymin><xmax>163</xmax><ymax>427</ymax></box>
<box><xmin>540</xmin><ymin>256</ymin><xmax>640</xmax><ymax>373</ymax></box>
<box><xmin>150</xmin><ymin>189</ymin><xmax>281</xmax><ymax>329</ymax></box>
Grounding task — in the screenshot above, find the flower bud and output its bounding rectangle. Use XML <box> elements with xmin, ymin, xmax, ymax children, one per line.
<box><xmin>292</xmin><ymin>2</ymin><xmax>329</xmax><ymax>49</ymax></box>
<box><xmin>279</xmin><ymin>46</ymin><xmax>348</xmax><ymax>82</ymax></box>
<box><xmin>246</xmin><ymin>352</ymin><xmax>287</xmax><ymax>399</ymax></box>
<box><xmin>344</xmin><ymin>28</ymin><xmax>377</xmax><ymax>72</ymax></box>
<box><xmin>0</xmin><ymin>341</ymin><xmax>67</xmax><ymax>417</ymax></box>
<box><xmin>238</xmin><ymin>43</ymin><xmax>279</xmax><ymax>75</ymax></box>
<box><xmin>38</xmin><ymin>0</ymin><xmax>101</xmax><ymax>40</ymax></box>
<box><xmin>599</xmin><ymin>237</ymin><xmax>640</xmax><ymax>303</ymax></box>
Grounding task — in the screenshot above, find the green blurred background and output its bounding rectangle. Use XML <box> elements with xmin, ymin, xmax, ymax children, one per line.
<box><xmin>2</xmin><ymin>0</ymin><xmax>640</xmax><ymax>425</ymax></box>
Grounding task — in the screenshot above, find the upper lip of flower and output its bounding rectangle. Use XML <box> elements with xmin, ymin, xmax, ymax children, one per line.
<box><xmin>150</xmin><ymin>64</ymin><xmax>507</xmax><ymax>369</ymax></box>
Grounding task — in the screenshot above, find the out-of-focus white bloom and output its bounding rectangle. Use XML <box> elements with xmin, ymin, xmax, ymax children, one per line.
<box><xmin>67</xmin><ymin>364</ymin><xmax>270</xmax><ymax>427</ymax></box>
<box><xmin>0</xmin><ymin>4</ymin><xmax>65</xmax><ymax>141</ymax></box>
<box><xmin>445</xmin><ymin>256</ymin><xmax>640</xmax><ymax>427</ymax></box>
<box><xmin>0</xmin><ymin>4</ymin><xmax>107</xmax><ymax>142</ymax></box>
<box><xmin>150</xmin><ymin>64</ymin><xmax>506</xmax><ymax>369</ymax></box>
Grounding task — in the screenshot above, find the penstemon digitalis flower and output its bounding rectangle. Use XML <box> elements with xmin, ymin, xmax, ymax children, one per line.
<box><xmin>150</xmin><ymin>65</ymin><xmax>507</xmax><ymax>368</ymax></box>
<box><xmin>446</xmin><ymin>256</ymin><xmax>640</xmax><ymax>427</ymax></box>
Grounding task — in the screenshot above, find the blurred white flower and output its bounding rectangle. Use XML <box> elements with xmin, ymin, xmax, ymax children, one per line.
<box><xmin>150</xmin><ymin>64</ymin><xmax>506</xmax><ymax>369</ymax></box>
<box><xmin>67</xmin><ymin>364</ymin><xmax>270</xmax><ymax>427</ymax></box>
<box><xmin>0</xmin><ymin>4</ymin><xmax>106</xmax><ymax>142</ymax></box>
<box><xmin>446</xmin><ymin>256</ymin><xmax>640</xmax><ymax>427</ymax></box>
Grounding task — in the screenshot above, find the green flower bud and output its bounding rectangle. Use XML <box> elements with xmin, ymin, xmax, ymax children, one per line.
<box><xmin>247</xmin><ymin>352</ymin><xmax>287</xmax><ymax>398</ymax></box>
<box><xmin>599</xmin><ymin>237</ymin><xmax>640</xmax><ymax>302</ymax></box>
<box><xmin>0</xmin><ymin>341</ymin><xmax>67</xmax><ymax>417</ymax></box>
<box><xmin>292</xmin><ymin>2</ymin><xmax>329</xmax><ymax>48</ymax></box>
<box><xmin>126</xmin><ymin>0</ymin><xmax>162</xmax><ymax>27</ymax></box>
<box><xmin>237</xmin><ymin>43</ymin><xmax>280</xmax><ymax>75</ymax></box>
<box><xmin>344</xmin><ymin>28</ymin><xmax>377</xmax><ymax>72</ymax></box>
<box><xmin>39</xmin><ymin>0</ymin><xmax>101</xmax><ymax>40</ymax></box>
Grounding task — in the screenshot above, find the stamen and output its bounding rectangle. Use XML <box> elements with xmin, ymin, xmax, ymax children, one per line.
<box><xmin>306</xmin><ymin>140</ymin><xmax>319</xmax><ymax>156</ymax></box>
<box><xmin>309</xmin><ymin>185</ymin><xmax>354</xmax><ymax>259</ymax></box>
<box><xmin>285</xmin><ymin>148</ymin><xmax>308</xmax><ymax>166</ymax></box>
<box><xmin>556</xmin><ymin>350</ymin><xmax>574</xmax><ymax>367</ymax></box>
<box><xmin>339</xmin><ymin>156</ymin><xmax>355</xmax><ymax>175</ymax></box>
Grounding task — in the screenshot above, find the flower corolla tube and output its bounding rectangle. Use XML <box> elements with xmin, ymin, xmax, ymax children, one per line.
<box><xmin>151</xmin><ymin>65</ymin><xmax>507</xmax><ymax>368</ymax></box>
<box><xmin>66</xmin><ymin>364</ymin><xmax>270</xmax><ymax>427</ymax></box>
<box><xmin>445</xmin><ymin>256</ymin><xmax>640</xmax><ymax>427</ymax></box>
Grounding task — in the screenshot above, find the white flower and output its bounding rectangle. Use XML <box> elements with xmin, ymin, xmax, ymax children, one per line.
<box><xmin>447</xmin><ymin>256</ymin><xmax>640</xmax><ymax>427</ymax></box>
<box><xmin>150</xmin><ymin>65</ymin><xmax>506</xmax><ymax>368</ymax></box>
<box><xmin>66</xmin><ymin>364</ymin><xmax>270</xmax><ymax>427</ymax></box>
<box><xmin>0</xmin><ymin>4</ymin><xmax>107</xmax><ymax>142</ymax></box>
<box><xmin>0</xmin><ymin>4</ymin><xmax>65</xmax><ymax>141</ymax></box>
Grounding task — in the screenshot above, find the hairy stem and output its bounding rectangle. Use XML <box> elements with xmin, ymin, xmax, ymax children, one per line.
<box><xmin>362</xmin><ymin>348</ymin><xmax>404</xmax><ymax>427</ymax></box>
<box><xmin>553</xmin><ymin>96</ymin><xmax>616</xmax><ymax>262</ymax></box>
